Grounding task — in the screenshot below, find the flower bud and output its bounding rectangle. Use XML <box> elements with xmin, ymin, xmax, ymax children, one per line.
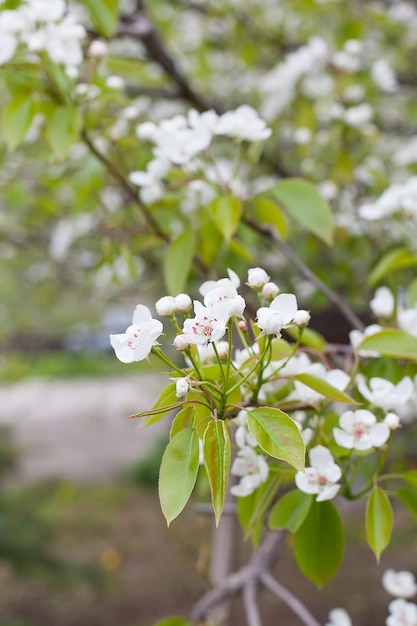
<box><xmin>384</xmin><ymin>412</ymin><xmax>401</xmax><ymax>430</ymax></box>
<box><xmin>293</xmin><ymin>309</ymin><xmax>311</xmax><ymax>326</ymax></box>
<box><xmin>247</xmin><ymin>267</ymin><xmax>270</xmax><ymax>288</ymax></box>
<box><xmin>176</xmin><ymin>377</ymin><xmax>190</xmax><ymax>398</ymax></box>
<box><xmin>215</xmin><ymin>341</ymin><xmax>229</xmax><ymax>360</ymax></box>
<box><xmin>238</xmin><ymin>320</ymin><xmax>247</xmax><ymax>331</ymax></box>
<box><xmin>155</xmin><ymin>296</ymin><xmax>176</xmax><ymax>316</ymax></box>
<box><xmin>88</xmin><ymin>40</ymin><xmax>108</xmax><ymax>58</ymax></box>
<box><xmin>173</xmin><ymin>335</ymin><xmax>189</xmax><ymax>351</ymax></box>
<box><xmin>175</xmin><ymin>293</ymin><xmax>192</xmax><ymax>312</ymax></box>
<box><xmin>262</xmin><ymin>281</ymin><xmax>280</xmax><ymax>300</ymax></box>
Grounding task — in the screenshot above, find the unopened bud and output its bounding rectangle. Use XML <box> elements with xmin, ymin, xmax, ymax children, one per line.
<box><xmin>293</xmin><ymin>309</ymin><xmax>311</xmax><ymax>326</ymax></box>
<box><xmin>175</xmin><ymin>293</ymin><xmax>192</xmax><ymax>312</ymax></box>
<box><xmin>384</xmin><ymin>412</ymin><xmax>401</xmax><ymax>430</ymax></box>
<box><xmin>176</xmin><ymin>377</ymin><xmax>190</xmax><ymax>398</ymax></box>
<box><xmin>262</xmin><ymin>281</ymin><xmax>280</xmax><ymax>300</ymax></box>
<box><xmin>155</xmin><ymin>296</ymin><xmax>176</xmax><ymax>316</ymax></box>
<box><xmin>247</xmin><ymin>267</ymin><xmax>270</xmax><ymax>288</ymax></box>
<box><xmin>173</xmin><ymin>335</ymin><xmax>189</xmax><ymax>351</ymax></box>
<box><xmin>238</xmin><ymin>320</ymin><xmax>247</xmax><ymax>331</ymax></box>
<box><xmin>88</xmin><ymin>40</ymin><xmax>108</xmax><ymax>58</ymax></box>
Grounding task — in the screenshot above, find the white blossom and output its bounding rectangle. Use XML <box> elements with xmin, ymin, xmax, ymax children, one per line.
<box><xmin>175</xmin><ymin>293</ymin><xmax>192</xmax><ymax>312</ymax></box>
<box><xmin>383</xmin><ymin>570</ymin><xmax>417</xmax><ymax>599</ymax></box>
<box><xmin>215</xmin><ymin>105</ymin><xmax>272</xmax><ymax>142</ymax></box>
<box><xmin>386</xmin><ymin>599</ymin><xmax>417</xmax><ymax>626</ymax></box>
<box><xmin>256</xmin><ymin>293</ymin><xmax>298</xmax><ymax>335</ymax></box>
<box><xmin>398</xmin><ymin>307</ymin><xmax>417</xmax><ymax>337</ymax></box>
<box><xmin>325</xmin><ymin>608</ymin><xmax>352</xmax><ymax>626</ymax></box>
<box><xmin>230</xmin><ymin>446</ymin><xmax>269</xmax><ymax>497</ymax></box>
<box><xmin>370</xmin><ymin>287</ymin><xmax>395</xmax><ymax>318</ymax></box>
<box><xmin>295</xmin><ymin>445</ymin><xmax>341</xmax><ymax>502</ymax></box>
<box><xmin>182</xmin><ymin>301</ymin><xmax>228</xmax><ymax>345</ymax></box>
<box><xmin>110</xmin><ymin>305</ymin><xmax>163</xmax><ymax>363</ymax></box>
<box><xmin>333</xmin><ymin>409</ymin><xmax>390</xmax><ymax>450</ymax></box>
<box><xmin>357</xmin><ymin>375</ymin><xmax>414</xmax><ymax>411</ymax></box>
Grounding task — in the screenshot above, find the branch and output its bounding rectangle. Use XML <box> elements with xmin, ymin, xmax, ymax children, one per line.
<box><xmin>118</xmin><ymin>2</ymin><xmax>221</xmax><ymax>112</ymax></box>
<box><xmin>243</xmin><ymin>580</ymin><xmax>263</xmax><ymax>626</ymax></box>
<box><xmin>190</xmin><ymin>531</ymin><xmax>282</xmax><ymax>622</ymax></box>
<box><xmin>244</xmin><ymin>216</ymin><xmax>365</xmax><ymax>332</ymax></box>
<box><xmin>260</xmin><ymin>572</ymin><xmax>321</xmax><ymax>626</ymax></box>
<box><xmin>81</xmin><ymin>129</ymin><xmax>169</xmax><ymax>242</ymax></box>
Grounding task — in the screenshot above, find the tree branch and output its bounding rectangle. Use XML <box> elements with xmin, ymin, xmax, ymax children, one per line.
<box><xmin>190</xmin><ymin>531</ymin><xmax>283</xmax><ymax>622</ymax></box>
<box><xmin>244</xmin><ymin>216</ymin><xmax>366</xmax><ymax>332</ymax></box>
<box><xmin>260</xmin><ymin>572</ymin><xmax>321</xmax><ymax>626</ymax></box>
<box><xmin>118</xmin><ymin>2</ymin><xmax>221</xmax><ymax>112</ymax></box>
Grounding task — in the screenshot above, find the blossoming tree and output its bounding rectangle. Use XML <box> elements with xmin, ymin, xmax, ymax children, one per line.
<box><xmin>2</xmin><ymin>0</ymin><xmax>417</xmax><ymax>625</ymax></box>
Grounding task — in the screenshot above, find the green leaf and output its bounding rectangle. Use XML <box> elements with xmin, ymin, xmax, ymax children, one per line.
<box><xmin>294</xmin><ymin>500</ymin><xmax>344</xmax><ymax>587</ymax></box>
<box><xmin>251</xmin><ymin>197</ymin><xmax>288</xmax><ymax>238</ymax></box>
<box><xmin>203</xmin><ymin>420</ymin><xmax>231</xmax><ymax>525</ymax></box>
<box><xmin>293</xmin><ymin>373</ymin><xmax>355</xmax><ymax>404</ymax></box>
<box><xmin>269</xmin><ymin>490</ymin><xmax>313</xmax><ymax>532</ymax></box>
<box><xmin>45</xmin><ymin>106</ymin><xmax>82</xmax><ymax>158</ymax></box>
<box><xmin>153</xmin><ymin>616</ymin><xmax>192</xmax><ymax>626</ymax></box>
<box><xmin>81</xmin><ymin>0</ymin><xmax>119</xmax><ymax>37</ymax></box>
<box><xmin>360</xmin><ymin>330</ymin><xmax>417</xmax><ymax>361</ymax></box>
<box><xmin>284</xmin><ymin>325</ymin><xmax>327</xmax><ymax>351</ymax></box>
<box><xmin>365</xmin><ymin>487</ymin><xmax>393</xmax><ymax>561</ymax></box>
<box><xmin>270</xmin><ymin>178</ymin><xmax>333</xmax><ymax>245</ymax></box>
<box><xmin>170</xmin><ymin>405</ymin><xmax>196</xmax><ymax>439</ymax></box>
<box><xmin>404</xmin><ymin>470</ymin><xmax>417</xmax><ymax>489</ymax></box>
<box><xmin>159</xmin><ymin>429</ymin><xmax>200</xmax><ymax>526</ymax></box>
<box><xmin>369</xmin><ymin>247</ymin><xmax>417</xmax><ymax>286</ymax></box>
<box><xmin>208</xmin><ymin>195</ymin><xmax>242</xmax><ymax>241</ymax></box>
<box><xmin>134</xmin><ymin>383</ymin><xmax>179</xmax><ymax>427</ymax></box>
<box><xmin>1</xmin><ymin>94</ymin><xmax>36</xmax><ymax>150</ymax></box>
<box><xmin>408</xmin><ymin>278</ymin><xmax>417</xmax><ymax>307</ymax></box>
<box><xmin>247</xmin><ymin>408</ymin><xmax>305</xmax><ymax>471</ymax></box>
<box><xmin>397</xmin><ymin>487</ymin><xmax>417</xmax><ymax>520</ymax></box>
<box><xmin>164</xmin><ymin>229</ymin><xmax>195</xmax><ymax>295</ymax></box>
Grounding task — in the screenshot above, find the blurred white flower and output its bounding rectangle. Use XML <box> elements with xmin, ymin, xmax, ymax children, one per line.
<box><xmin>230</xmin><ymin>446</ymin><xmax>269</xmax><ymax>497</ymax></box>
<box><xmin>383</xmin><ymin>570</ymin><xmax>417</xmax><ymax>598</ymax></box>
<box><xmin>370</xmin><ymin>286</ymin><xmax>395</xmax><ymax>318</ymax></box>
<box><xmin>333</xmin><ymin>409</ymin><xmax>390</xmax><ymax>450</ymax></box>
<box><xmin>295</xmin><ymin>445</ymin><xmax>341</xmax><ymax>502</ymax></box>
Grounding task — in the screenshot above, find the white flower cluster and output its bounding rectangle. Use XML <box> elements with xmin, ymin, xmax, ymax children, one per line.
<box><xmin>359</xmin><ymin>177</ymin><xmax>417</xmax><ymax>221</ymax></box>
<box><xmin>230</xmin><ymin>409</ymin><xmax>269</xmax><ymax>497</ymax></box>
<box><xmin>325</xmin><ymin>570</ymin><xmax>417</xmax><ymax>626</ymax></box>
<box><xmin>0</xmin><ymin>0</ymin><xmax>86</xmax><ymax>74</ymax></box>
<box><xmin>130</xmin><ymin>106</ymin><xmax>271</xmax><ymax>204</ymax></box>
<box><xmin>383</xmin><ymin>569</ymin><xmax>417</xmax><ymax>626</ymax></box>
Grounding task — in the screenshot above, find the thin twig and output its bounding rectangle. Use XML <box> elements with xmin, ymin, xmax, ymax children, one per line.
<box><xmin>244</xmin><ymin>216</ymin><xmax>365</xmax><ymax>331</ymax></box>
<box><xmin>118</xmin><ymin>2</ymin><xmax>220</xmax><ymax>112</ymax></box>
<box><xmin>243</xmin><ymin>580</ymin><xmax>263</xmax><ymax>626</ymax></box>
<box><xmin>260</xmin><ymin>572</ymin><xmax>321</xmax><ymax>626</ymax></box>
<box><xmin>81</xmin><ymin>129</ymin><xmax>169</xmax><ymax>242</ymax></box>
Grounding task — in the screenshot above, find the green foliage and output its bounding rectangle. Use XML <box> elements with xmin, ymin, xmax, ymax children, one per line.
<box><xmin>208</xmin><ymin>195</ymin><xmax>242</xmax><ymax>242</ymax></box>
<box><xmin>270</xmin><ymin>179</ymin><xmax>334</xmax><ymax>245</ymax></box>
<box><xmin>164</xmin><ymin>229</ymin><xmax>196</xmax><ymax>295</ymax></box>
<box><xmin>369</xmin><ymin>247</ymin><xmax>417</xmax><ymax>286</ymax></box>
<box><xmin>1</xmin><ymin>94</ymin><xmax>36</xmax><ymax>150</ymax></box>
<box><xmin>365</xmin><ymin>486</ymin><xmax>393</xmax><ymax>561</ymax></box>
<box><xmin>158</xmin><ymin>429</ymin><xmax>200</xmax><ymax>525</ymax></box>
<box><xmin>80</xmin><ymin>0</ymin><xmax>120</xmax><ymax>37</ymax></box>
<box><xmin>269</xmin><ymin>490</ymin><xmax>313</xmax><ymax>533</ymax></box>
<box><xmin>203</xmin><ymin>420</ymin><xmax>231</xmax><ymax>525</ymax></box>
<box><xmin>247</xmin><ymin>408</ymin><xmax>305</xmax><ymax>471</ymax></box>
<box><xmin>294</xmin><ymin>500</ymin><xmax>344</xmax><ymax>587</ymax></box>
<box><xmin>360</xmin><ymin>330</ymin><xmax>417</xmax><ymax>361</ymax></box>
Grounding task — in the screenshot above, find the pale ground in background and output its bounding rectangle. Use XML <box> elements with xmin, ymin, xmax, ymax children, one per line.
<box><xmin>0</xmin><ymin>375</ymin><xmax>167</xmax><ymax>482</ymax></box>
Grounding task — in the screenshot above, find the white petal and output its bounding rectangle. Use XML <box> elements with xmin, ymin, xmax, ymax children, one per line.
<box><xmin>270</xmin><ymin>293</ymin><xmax>298</xmax><ymax>324</ymax></box>
<box><xmin>333</xmin><ymin>427</ymin><xmax>354</xmax><ymax>449</ymax></box>
<box><xmin>309</xmin><ymin>445</ymin><xmax>334</xmax><ymax>471</ymax></box>
<box><xmin>316</xmin><ymin>484</ymin><xmax>340</xmax><ymax>501</ymax></box>
<box><xmin>369</xmin><ymin>422</ymin><xmax>390</xmax><ymax>447</ymax></box>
